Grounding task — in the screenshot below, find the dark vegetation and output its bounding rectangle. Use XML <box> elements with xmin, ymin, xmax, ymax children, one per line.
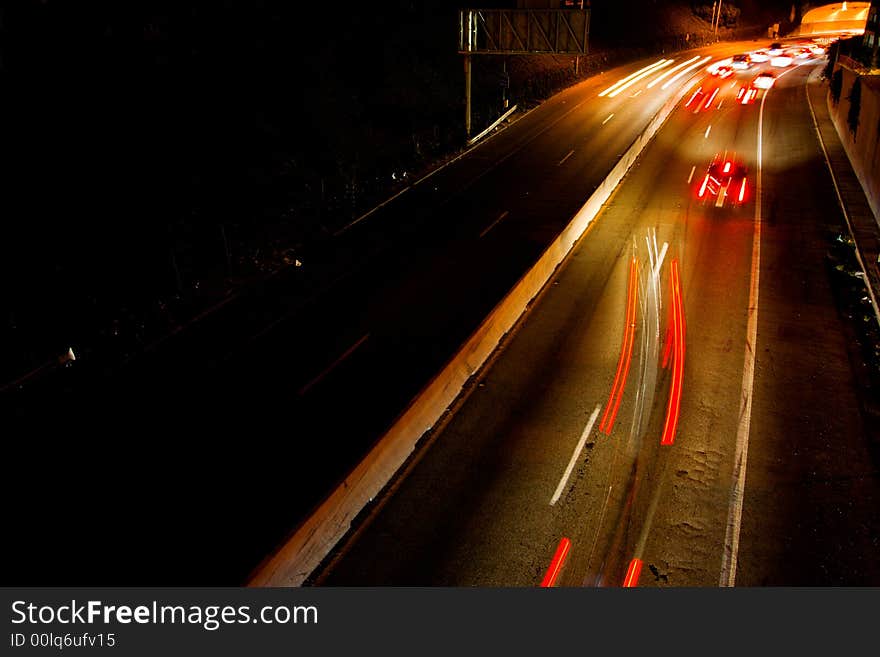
<box><xmin>825</xmin><ymin>229</ymin><xmax>880</xmax><ymax>465</ymax></box>
<box><xmin>831</xmin><ymin>68</ymin><xmax>844</xmax><ymax>105</ymax></box>
<box><xmin>2</xmin><ymin>0</ymin><xmax>791</xmax><ymax>387</ymax></box>
<box><xmin>847</xmin><ymin>75</ymin><xmax>862</xmax><ymax>136</ymax></box>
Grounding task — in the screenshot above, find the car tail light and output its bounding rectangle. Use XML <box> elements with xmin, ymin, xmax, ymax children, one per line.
<box><xmin>698</xmin><ymin>174</ymin><xmax>709</xmax><ymax>198</ymax></box>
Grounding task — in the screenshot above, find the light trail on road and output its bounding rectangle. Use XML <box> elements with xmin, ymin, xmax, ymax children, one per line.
<box><xmin>540</xmin><ymin>537</ymin><xmax>572</xmax><ymax>587</ymax></box>
<box><xmin>600</xmin><ymin>257</ymin><xmax>639</xmax><ymax>435</ymax></box>
<box><xmin>660</xmin><ymin>258</ymin><xmax>685</xmax><ymax>446</ymax></box>
<box><xmin>598</xmin><ymin>59</ymin><xmax>671</xmax><ymax>98</ymax></box>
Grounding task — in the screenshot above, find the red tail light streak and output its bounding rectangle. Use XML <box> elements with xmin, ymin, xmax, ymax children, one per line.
<box><xmin>623</xmin><ymin>558</ymin><xmax>643</xmax><ymax>587</ymax></box>
<box><xmin>703</xmin><ymin>87</ymin><xmax>719</xmax><ymax>110</ymax></box>
<box><xmin>660</xmin><ymin>258</ymin><xmax>685</xmax><ymax>446</ymax></box>
<box><xmin>600</xmin><ymin>257</ymin><xmax>639</xmax><ymax>435</ymax></box>
<box><xmin>540</xmin><ymin>537</ymin><xmax>572</xmax><ymax>587</ymax></box>
<box><xmin>698</xmin><ymin>173</ymin><xmax>710</xmax><ymax>198</ymax></box>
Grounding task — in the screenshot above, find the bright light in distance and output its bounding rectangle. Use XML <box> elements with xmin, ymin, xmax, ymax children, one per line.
<box><xmin>770</xmin><ymin>54</ymin><xmax>793</xmax><ymax>67</ymax></box>
<box><xmin>662</xmin><ymin>56</ymin><xmax>713</xmax><ymax>90</ymax></box>
<box><xmin>752</xmin><ymin>75</ymin><xmax>775</xmax><ymax>89</ymax></box>
<box><xmin>647</xmin><ymin>55</ymin><xmax>701</xmax><ymax>88</ymax></box>
<box><xmin>706</xmin><ymin>57</ymin><xmax>732</xmax><ymax>73</ymax></box>
<box><xmin>600</xmin><ymin>59</ymin><xmax>673</xmax><ymax>98</ymax></box>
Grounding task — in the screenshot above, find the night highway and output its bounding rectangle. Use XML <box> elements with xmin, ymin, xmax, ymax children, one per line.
<box><xmin>4</xmin><ymin>2</ymin><xmax>879</xmax><ymax>592</ymax></box>
<box><xmin>312</xmin><ymin>55</ymin><xmax>880</xmax><ymax>586</ymax></box>
<box><xmin>4</xmin><ymin>38</ymin><xmax>760</xmax><ymax>585</ymax></box>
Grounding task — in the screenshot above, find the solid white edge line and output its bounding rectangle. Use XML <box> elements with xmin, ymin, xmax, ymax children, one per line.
<box><xmin>550</xmin><ymin>405</ymin><xmax>601</xmax><ymax>506</ymax></box>
<box><xmin>687</xmin><ymin>165</ymin><xmax>696</xmax><ymax>183</ymax></box>
<box><xmin>719</xmin><ymin>74</ymin><xmax>767</xmax><ymax>588</ymax></box>
<box><xmin>602</xmin><ymin>113</ymin><xmax>615</xmax><ymax>125</ymax></box>
<box><xmin>719</xmin><ymin>64</ymin><xmax>804</xmax><ymax>586</ymax></box>
<box><xmin>705</xmin><ymin>125</ymin><xmax>712</xmax><ymax>138</ymax></box>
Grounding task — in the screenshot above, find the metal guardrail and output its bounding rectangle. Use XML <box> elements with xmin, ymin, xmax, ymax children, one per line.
<box><xmin>467</xmin><ymin>104</ymin><xmax>519</xmax><ymax>146</ymax></box>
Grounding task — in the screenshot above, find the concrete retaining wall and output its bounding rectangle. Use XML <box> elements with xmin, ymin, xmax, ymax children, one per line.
<box><xmin>249</xmin><ymin>65</ymin><xmax>706</xmax><ymax>588</ymax></box>
<box><xmin>828</xmin><ymin>62</ymin><xmax>880</xmax><ymax>227</ymax></box>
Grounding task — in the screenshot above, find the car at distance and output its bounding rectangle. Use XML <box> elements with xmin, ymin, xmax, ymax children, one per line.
<box><xmin>706</xmin><ymin>57</ymin><xmax>733</xmax><ymax>74</ymax></box>
<box><xmin>768</xmin><ymin>42</ymin><xmax>784</xmax><ymax>55</ymax></box>
<box><xmin>736</xmin><ymin>84</ymin><xmax>759</xmax><ymax>104</ymax></box>
<box><xmin>712</xmin><ymin>64</ymin><xmax>735</xmax><ymax>79</ymax></box>
<box><xmin>730</xmin><ymin>54</ymin><xmax>751</xmax><ymax>69</ymax></box>
<box><xmin>696</xmin><ymin>154</ymin><xmax>749</xmax><ymax>207</ymax></box>
<box><xmin>751</xmin><ymin>71</ymin><xmax>776</xmax><ymax>89</ymax></box>
<box><xmin>770</xmin><ymin>52</ymin><xmax>793</xmax><ymax>67</ymax></box>
<box><xmin>750</xmin><ymin>49</ymin><xmax>770</xmax><ymax>63</ymax></box>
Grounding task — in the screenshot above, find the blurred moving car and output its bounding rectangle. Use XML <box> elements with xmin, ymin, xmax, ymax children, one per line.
<box><xmin>751</xmin><ymin>71</ymin><xmax>776</xmax><ymax>89</ymax></box>
<box><xmin>768</xmin><ymin>42</ymin><xmax>784</xmax><ymax>55</ymax></box>
<box><xmin>750</xmin><ymin>49</ymin><xmax>770</xmax><ymax>63</ymax></box>
<box><xmin>712</xmin><ymin>64</ymin><xmax>735</xmax><ymax>79</ymax></box>
<box><xmin>706</xmin><ymin>57</ymin><xmax>733</xmax><ymax>74</ymax></box>
<box><xmin>770</xmin><ymin>52</ymin><xmax>793</xmax><ymax>67</ymax></box>
<box><xmin>736</xmin><ymin>84</ymin><xmax>759</xmax><ymax>104</ymax></box>
<box><xmin>731</xmin><ymin>54</ymin><xmax>752</xmax><ymax>70</ymax></box>
<box><xmin>696</xmin><ymin>153</ymin><xmax>749</xmax><ymax>207</ymax></box>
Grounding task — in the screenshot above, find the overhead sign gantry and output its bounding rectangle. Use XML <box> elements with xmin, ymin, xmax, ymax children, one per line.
<box><xmin>458</xmin><ymin>7</ymin><xmax>590</xmax><ymax>136</ymax></box>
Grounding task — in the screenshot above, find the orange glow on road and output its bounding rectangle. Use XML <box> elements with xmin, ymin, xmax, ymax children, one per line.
<box><xmin>600</xmin><ymin>257</ymin><xmax>639</xmax><ymax>435</ymax></box>
<box><xmin>623</xmin><ymin>558</ymin><xmax>643</xmax><ymax>587</ymax></box>
<box><xmin>540</xmin><ymin>537</ymin><xmax>572</xmax><ymax>587</ymax></box>
<box><xmin>660</xmin><ymin>259</ymin><xmax>685</xmax><ymax>446</ymax></box>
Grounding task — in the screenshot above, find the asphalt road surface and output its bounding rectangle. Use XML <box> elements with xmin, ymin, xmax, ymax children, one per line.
<box><xmin>314</xmin><ymin>60</ymin><xmax>880</xmax><ymax>586</ymax></box>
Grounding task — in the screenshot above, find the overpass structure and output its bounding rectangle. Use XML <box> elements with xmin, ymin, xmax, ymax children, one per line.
<box><xmin>794</xmin><ymin>2</ymin><xmax>871</xmax><ymax>37</ymax></box>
